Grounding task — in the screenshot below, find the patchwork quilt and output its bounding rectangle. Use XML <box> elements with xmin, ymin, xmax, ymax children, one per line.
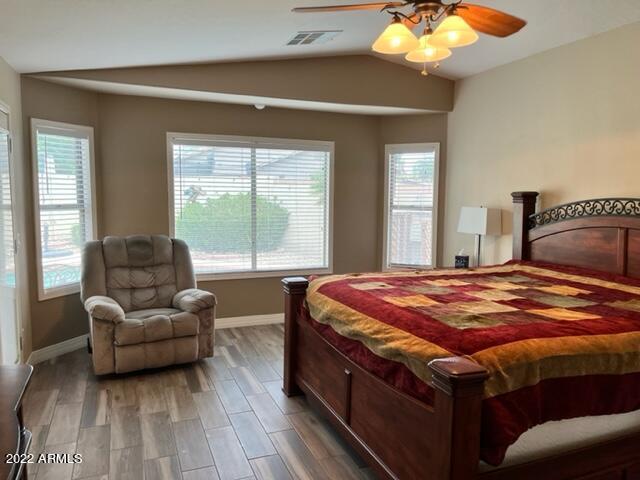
<box><xmin>305</xmin><ymin>261</ymin><xmax>640</xmax><ymax>465</ymax></box>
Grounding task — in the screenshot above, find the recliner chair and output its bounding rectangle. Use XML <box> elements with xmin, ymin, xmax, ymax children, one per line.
<box><xmin>81</xmin><ymin>234</ymin><xmax>216</xmax><ymax>375</ymax></box>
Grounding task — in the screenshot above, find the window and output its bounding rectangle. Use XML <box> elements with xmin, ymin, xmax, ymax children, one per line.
<box><xmin>0</xmin><ymin>108</ymin><xmax>14</xmax><ymax>289</ymax></box>
<box><xmin>168</xmin><ymin>133</ymin><xmax>333</xmax><ymax>278</ymax></box>
<box><xmin>32</xmin><ymin>119</ymin><xmax>96</xmax><ymax>299</ymax></box>
<box><xmin>1</xmin><ymin>104</ymin><xmax>20</xmax><ymax>364</ymax></box>
<box><xmin>384</xmin><ymin>143</ymin><xmax>439</xmax><ymax>269</ymax></box>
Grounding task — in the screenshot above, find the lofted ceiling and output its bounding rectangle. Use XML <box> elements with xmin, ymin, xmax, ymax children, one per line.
<box><xmin>1</xmin><ymin>1</ymin><xmax>640</xmax><ymax>79</ymax></box>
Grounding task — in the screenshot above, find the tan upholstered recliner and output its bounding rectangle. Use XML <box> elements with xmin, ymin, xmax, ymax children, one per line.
<box><xmin>80</xmin><ymin>234</ymin><xmax>216</xmax><ymax>375</ymax></box>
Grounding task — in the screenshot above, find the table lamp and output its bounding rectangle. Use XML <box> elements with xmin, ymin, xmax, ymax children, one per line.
<box><xmin>457</xmin><ymin>206</ymin><xmax>502</xmax><ymax>267</ymax></box>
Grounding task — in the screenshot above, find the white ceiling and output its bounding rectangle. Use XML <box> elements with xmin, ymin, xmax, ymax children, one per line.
<box><xmin>1</xmin><ymin>0</ymin><xmax>640</xmax><ymax>78</ymax></box>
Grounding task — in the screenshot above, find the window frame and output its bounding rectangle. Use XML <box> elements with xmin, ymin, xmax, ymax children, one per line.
<box><xmin>31</xmin><ymin>118</ymin><xmax>97</xmax><ymax>301</ymax></box>
<box><xmin>382</xmin><ymin>142</ymin><xmax>440</xmax><ymax>271</ymax></box>
<box><xmin>166</xmin><ymin>132</ymin><xmax>334</xmax><ymax>281</ymax></box>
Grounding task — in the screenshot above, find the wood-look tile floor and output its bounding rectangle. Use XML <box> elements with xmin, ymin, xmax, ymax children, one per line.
<box><xmin>23</xmin><ymin>325</ymin><xmax>376</xmax><ymax>480</ymax></box>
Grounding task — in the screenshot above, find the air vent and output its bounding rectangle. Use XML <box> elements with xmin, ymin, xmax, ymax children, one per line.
<box><xmin>287</xmin><ymin>30</ymin><xmax>342</xmax><ymax>46</ymax></box>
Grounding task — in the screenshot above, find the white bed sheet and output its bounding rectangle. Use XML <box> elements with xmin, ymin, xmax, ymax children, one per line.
<box><xmin>479</xmin><ymin>409</ymin><xmax>640</xmax><ymax>471</ymax></box>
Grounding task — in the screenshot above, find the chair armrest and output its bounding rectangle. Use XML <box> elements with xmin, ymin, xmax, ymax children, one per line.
<box><xmin>173</xmin><ymin>289</ymin><xmax>217</xmax><ymax>313</ymax></box>
<box><xmin>84</xmin><ymin>296</ymin><xmax>126</xmax><ymax>324</ymax></box>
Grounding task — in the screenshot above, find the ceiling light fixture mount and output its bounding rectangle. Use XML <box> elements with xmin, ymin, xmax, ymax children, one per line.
<box><xmin>293</xmin><ymin>1</ymin><xmax>526</xmax><ymax>76</ymax></box>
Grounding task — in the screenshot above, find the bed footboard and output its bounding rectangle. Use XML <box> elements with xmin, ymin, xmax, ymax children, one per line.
<box><xmin>430</xmin><ymin>357</ymin><xmax>489</xmax><ymax>480</ymax></box>
<box><xmin>282</xmin><ymin>277</ymin><xmax>489</xmax><ymax>480</ymax></box>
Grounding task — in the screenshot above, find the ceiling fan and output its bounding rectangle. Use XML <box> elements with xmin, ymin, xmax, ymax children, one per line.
<box><xmin>292</xmin><ymin>1</ymin><xmax>526</xmax><ymax>75</ymax></box>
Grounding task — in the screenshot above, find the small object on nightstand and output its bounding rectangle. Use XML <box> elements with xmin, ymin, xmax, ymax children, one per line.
<box><xmin>455</xmin><ymin>250</ymin><xmax>469</xmax><ymax>268</ymax></box>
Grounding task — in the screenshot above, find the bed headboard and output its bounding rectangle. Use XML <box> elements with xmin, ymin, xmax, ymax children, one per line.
<box><xmin>512</xmin><ymin>191</ymin><xmax>640</xmax><ymax>277</ymax></box>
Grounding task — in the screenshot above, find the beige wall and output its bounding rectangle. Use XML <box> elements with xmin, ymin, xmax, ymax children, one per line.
<box><xmin>20</xmin><ymin>77</ymin><xmax>100</xmax><ymax>351</ymax></box>
<box><xmin>19</xmin><ymin>79</ymin><xmax>446</xmax><ymax>349</ymax></box>
<box><xmin>0</xmin><ymin>56</ymin><xmax>31</xmax><ymax>360</ymax></box>
<box><xmin>96</xmin><ymin>94</ymin><xmax>383</xmax><ymax>318</ymax></box>
<box><xmin>444</xmin><ymin>22</ymin><xmax>640</xmax><ymax>267</ymax></box>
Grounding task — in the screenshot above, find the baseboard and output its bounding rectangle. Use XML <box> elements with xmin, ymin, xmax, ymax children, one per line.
<box><xmin>25</xmin><ymin>314</ymin><xmax>283</xmax><ymax>364</ymax></box>
<box><xmin>27</xmin><ymin>334</ymin><xmax>88</xmax><ymax>365</ymax></box>
<box><xmin>215</xmin><ymin>313</ymin><xmax>284</xmax><ymax>329</ymax></box>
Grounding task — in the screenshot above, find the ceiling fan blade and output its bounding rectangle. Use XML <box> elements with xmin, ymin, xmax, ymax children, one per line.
<box><xmin>457</xmin><ymin>3</ymin><xmax>526</xmax><ymax>37</ymax></box>
<box><xmin>292</xmin><ymin>2</ymin><xmax>403</xmax><ymax>13</ymax></box>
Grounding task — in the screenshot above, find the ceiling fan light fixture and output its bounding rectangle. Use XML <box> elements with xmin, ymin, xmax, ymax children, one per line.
<box><xmin>371</xmin><ymin>16</ymin><xmax>419</xmax><ymax>54</ymax></box>
<box><xmin>405</xmin><ymin>33</ymin><xmax>451</xmax><ymax>63</ymax></box>
<box><xmin>430</xmin><ymin>14</ymin><xmax>478</xmax><ymax>48</ymax></box>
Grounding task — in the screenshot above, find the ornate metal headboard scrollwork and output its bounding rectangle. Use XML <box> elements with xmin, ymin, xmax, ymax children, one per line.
<box><xmin>529</xmin><ymin>198</ymin><xmax>640</xmax><ymax>229</ymax></box>
<box><xmin>512</xmin><ymin>192</ymin><xmax>640</xmax><ymax>278</ymax></box>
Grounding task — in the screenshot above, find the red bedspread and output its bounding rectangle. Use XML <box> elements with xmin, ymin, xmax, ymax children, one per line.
<box><xmin>304</xmin><ymin>261</ymin><xmax>640</xmax><ymax>465</ymax></box>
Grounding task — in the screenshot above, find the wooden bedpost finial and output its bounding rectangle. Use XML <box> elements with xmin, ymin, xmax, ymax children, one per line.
<box><xmin>511</xmin><ymin>191</ymin><xmax>539</xmax><ymax>204</ymax></box>
<box><xmin>282</xmin><ymin>276</ymin><xmax>309</xmax><ymax>295</ymax></box>
<box><xmin>512</xmin><ymin>191</ymin><xmax>539</xmax><ymax>261</ymax></box>
<box><xmin>428</xmin><ymin>356</ymin><xmax>488</xmax><ymax>398</ymax></box>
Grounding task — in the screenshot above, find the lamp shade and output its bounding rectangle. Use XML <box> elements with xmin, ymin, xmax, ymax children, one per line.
<box><xmin>430</xmin><ymin>14</ymin><xmax>479</xmax><ymax>48</ymax></box>
<box><xmin>457</xmin><ymin>207</ymin><xmax>502</xmax><ymax>236</ymax></box>
<box><xmin>372</xmin><ymin>20</ymin><xmax>419</xmax><ymax>54</ymax></box>
<box><xmin>405</xmin><ymin>34</ymin><xmax>452</xmax><ymax>63</ymax></box>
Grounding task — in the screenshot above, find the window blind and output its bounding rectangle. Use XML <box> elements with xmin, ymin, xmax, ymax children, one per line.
<box><xmin>0</xmin><ymin>128</ymin><xmax>14</xmax><ymax>287</ymax></box>
<box><xmin>387</xmin><ymin>147</ymin><xmax>437</xmax><ymax>268</ymax></box>
<box><xmin>171</xmin><ymin>136</ymin><xmax>332</xmax><ymax>276</ymax></box>
<box><xmin>34</xmin><ymin>122</ymin><xmax>95</xmax><ymax>294</ymax></box>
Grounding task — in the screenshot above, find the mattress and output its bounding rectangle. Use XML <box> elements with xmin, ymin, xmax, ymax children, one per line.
<box><xmin>305</xmin><ymin>261</ymin><xmax>640</xmax><ymax>465</ymax></box>
<box><xmin>480</xmin><ymin>408</ymin><xmax>640</xmax><ymax>471</ymax></box>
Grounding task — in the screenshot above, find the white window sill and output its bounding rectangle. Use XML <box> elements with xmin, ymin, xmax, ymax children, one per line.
<box><xmin>196</xmin><ymin>268</ymin><xmax>332</xmax><ymax>282</ymax></box>
<box><xmin>38</xmin><ymin>282</ymin><xmax>81</xmax><ymax>301</ymax></box>
<box><xmin>383</xmin><ymin>264</ymin><xmax>436</xmax><ymax>272</ymax></box>
<box><xmin>36</xmin><ymin>269</ymin><xmax>332</xmax><ymax>300</ymax></box>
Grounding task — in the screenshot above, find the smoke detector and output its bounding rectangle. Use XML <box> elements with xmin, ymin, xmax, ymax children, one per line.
<box><xmin>287</xmin><ymin>30</ymin><xmax>342</xmax><ymax>46</ymax></box>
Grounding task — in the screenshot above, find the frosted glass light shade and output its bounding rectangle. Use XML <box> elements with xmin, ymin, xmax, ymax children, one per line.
<box><xmin>372</xmin><ymin>21</ymin><xmax>419</xmax><ymax>54</ymax></box>
<box><xmin>430</xmin><ymin>15</ymin><xmax>478</xmax><ymax>48</ymax></box>
<box><xmin>405</xmin><ymin>34</ymin><xmax>452</xmax><ymax>63</ymax></box>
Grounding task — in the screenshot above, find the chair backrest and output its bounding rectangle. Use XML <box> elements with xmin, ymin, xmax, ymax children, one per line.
<box><xmin>81</xmin><ymin>235</ymin><xmax>196</xmax><ymax>312</ymax></box>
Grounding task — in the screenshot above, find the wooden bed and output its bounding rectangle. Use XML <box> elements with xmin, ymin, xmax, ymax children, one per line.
<box><xmin>282</xmin><ymin>191</ymin><xmax>640</xmax><ymax>480</ymax></box>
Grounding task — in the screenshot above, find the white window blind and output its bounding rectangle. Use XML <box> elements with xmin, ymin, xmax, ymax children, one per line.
<box><xmin>0</xmin><ymin>108</ymin><xmax>20</xmax><ymax>365</ymax></box>
<box><xmin>169</xmin><ymin>134</ymin><xmax>333</xmax><ymax>277</ymax></box>
<box><xmin>385</xmin><ymin>144</ymin><xmax>438</xmax><ymax>269</ymax></box>
<box><xmin>32</xmin><ymin>119</ymin><xmax>96</xmax><ymax>299</ymax></box>
<box><xmin>0</xmin><ymin>124</ymin><xmax>14</xmax><ymax>288</ymax></box>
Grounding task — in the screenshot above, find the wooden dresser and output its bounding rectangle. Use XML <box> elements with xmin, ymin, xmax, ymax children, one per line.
<box><xmin>0</xmin><ymin>365</ymin><xmax>32</xmax><ymax>480</ymax></box>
